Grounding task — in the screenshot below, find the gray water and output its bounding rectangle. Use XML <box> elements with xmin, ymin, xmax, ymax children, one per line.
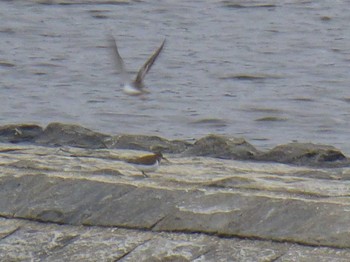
<box><xmin>1</xmin><ymin>0</ymin><xmax>350</xmax><ymax>154</ymax></box>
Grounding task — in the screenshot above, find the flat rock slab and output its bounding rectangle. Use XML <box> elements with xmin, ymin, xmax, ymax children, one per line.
<box><xmin>1</xmin><ymin>143</ymin><xmax>350</xmax><ymax>260</ymax></box>
<box><xmin>1</xmin><ymin>218</ymin><xmax>350</xmax><ymax>262</ymax></box>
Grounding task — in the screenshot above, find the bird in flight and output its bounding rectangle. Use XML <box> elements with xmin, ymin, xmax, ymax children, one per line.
<box><xmin>109</xmin><ymin>36</ymin><xmax>166</xmax><ymax>95</ymax></box>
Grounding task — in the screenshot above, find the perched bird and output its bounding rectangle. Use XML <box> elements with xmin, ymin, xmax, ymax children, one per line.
<box><xmin>109</xmin><ymin>36</ymin><xmax>166</xmax><ymax>95</ymax></box>
<box><xmin>125</xmin><ymin>152</ymin><xmax>168</xmax><ymax>177</ymax></box>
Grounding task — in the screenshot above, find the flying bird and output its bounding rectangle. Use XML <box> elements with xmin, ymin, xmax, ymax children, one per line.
<box><xmin>109</xmin><ymin>36</ymin><xmax>166</xmax><ymax>95</ymax></box>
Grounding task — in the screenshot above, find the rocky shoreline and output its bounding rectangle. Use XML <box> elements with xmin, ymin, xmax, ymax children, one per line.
<box><xmin>1</xmin><ymin>122</ymin><xmax>350</xmax><ymax>261</ymax></box>
<box><xmin>0</xmin><ymin>122</ymin><xmax>348</xmax><ymax>167</ymax></box>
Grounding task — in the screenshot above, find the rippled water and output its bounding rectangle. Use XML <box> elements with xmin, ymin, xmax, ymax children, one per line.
<box><xmin>1</xmin><ymin>0</ymin><xmax>350</xmax><ymax>154</ymax></box>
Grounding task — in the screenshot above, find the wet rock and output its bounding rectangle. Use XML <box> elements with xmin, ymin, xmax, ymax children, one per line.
<box><xmin>0</xmin><ymin>124</ymin><xmax>43</xmax><ymax>143</ymax></box>
<box><xmin>35</xmin><ymin>122</ymin><xmax>109</xmax><ymax>149</ymax></box>
<box><xmin>182</xmin><ymin>134</ymin><xmax>259</xmax><ymax>160</ymax></box>
<box><xmin>258</xmin><ymin>142</ymin><xmax>349</xmax><ymax>167</ymax></box>
<box><xmin>108</xmin><ymin>134</ymin><xmax>191</xmax><ymax>154</ymax></box>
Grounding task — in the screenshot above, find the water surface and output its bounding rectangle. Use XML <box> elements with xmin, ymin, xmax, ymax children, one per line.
<box><xmin>1</xmin><ymin>0</ymin><xmax>350</xmax><ymax>153</ymax></box>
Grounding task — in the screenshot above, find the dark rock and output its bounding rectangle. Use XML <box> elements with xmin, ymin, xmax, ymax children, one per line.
<box><xmin>0</xmin><ymin>124</ymin><xmax>43</xmax><ymax>143</ymax></box>
<box><xmin>182</xmin><ymin>134</ymin><xmax>259</xmax><ymax>160</ymax></box>
<box><xmin>258</xmin><ymin>142</ymin><xmax>349</xmax><ymax>167</ymax></box>
<box><xmin>35</xmin><ymin>122</ymin><xmax>109</xmax><ymax>149</ymax></box>
<box><xmin>108</xmin><ymin>134</ymin><xmax>191</xmax><ymax>154</ymax></box>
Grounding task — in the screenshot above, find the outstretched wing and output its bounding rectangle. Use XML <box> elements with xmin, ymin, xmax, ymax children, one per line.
<box><xmin>134</xmin><ymin>39</ymin><xmax>166</xmax><ymax>85</ymax></box>
<box><xmin>108</xmin><ymin>35</ymin><xmax>129</xmax><ymax>84</ymax></box>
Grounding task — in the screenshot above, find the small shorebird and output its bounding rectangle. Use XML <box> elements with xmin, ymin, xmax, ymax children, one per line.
<box><xmin>109</xmin><ymin>36</ymin><xmax>166</xmax><ymax>95</ymax></box>
<box><xmin>126</xmin><ymin>152</ymin><xmax>168</xmax><ymax>177</ymax></box>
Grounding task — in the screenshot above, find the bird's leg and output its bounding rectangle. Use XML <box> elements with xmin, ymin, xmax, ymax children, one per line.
<box><xmin>142</xmin><ymin>171</ymin><xmax>148</xmax><ymax>178</ymax></box>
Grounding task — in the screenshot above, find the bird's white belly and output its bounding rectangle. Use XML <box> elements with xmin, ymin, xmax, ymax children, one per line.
<box><xmin>123</xmin><ymin>84</ymin><xmax>143</xmax><ymax>95</ymax></box>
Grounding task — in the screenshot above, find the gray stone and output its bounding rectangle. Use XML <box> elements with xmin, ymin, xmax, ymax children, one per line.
<box><xmin>182</xmin><ymin>134</ymin><xmax>260</xmax><ymax>160</ymax></box>
<box><xmin>258</xmin><ymin>142</ymin><xmax>349</xmax><ymax>167</ymax></box>
<box><xmin>35</xmin><ymin>122</ymin><xmax>109</xmax><ymax>149</ymax></box>
<box><xmin>0</xmin><ymin>124</ymin><xmax>43</xmax><ymax>144</ymax></box>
